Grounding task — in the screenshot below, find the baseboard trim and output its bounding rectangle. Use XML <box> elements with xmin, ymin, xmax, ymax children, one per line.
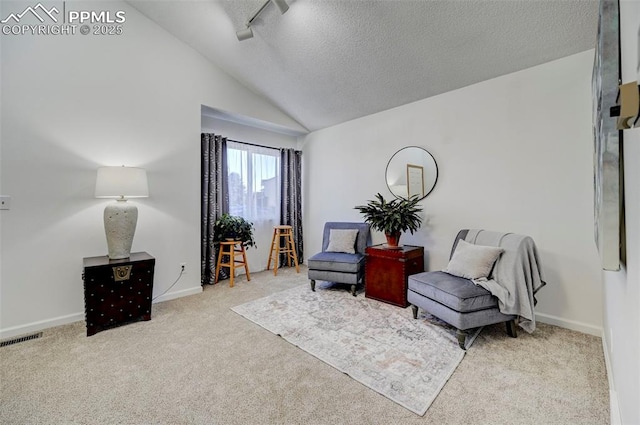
<box><xmin>535</xmin><ymin>312</ymin><xmax>602</xmax><ymax>336</ymax></box>
<box><xmin>609</xmin><ymin>389</ymin><xmax>621</xmax><ymax>425</ymax></box>
<box><xmin>152</xmin><ymin>286</ymin><xmax>202</xmax><ymax>303</ymax></box>
<box><xmin>0</xmin><ymin>286</ymin><xmax>203</xmax><ymax>340</ymax></box>
<box><xmin>601</xmin><ymin>332</ymin><xmax>622</xmax><ymax>425</ymax></box>
<box><xmin>0</xmin><ymin>312</ymin><xmax>84</xmax><ymax>340</ymax></box>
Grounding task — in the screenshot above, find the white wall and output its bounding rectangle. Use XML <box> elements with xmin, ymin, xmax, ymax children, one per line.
<box><xmin>302</xmin><ymin>50</ymin><xmax>603</xmax><ymax>335</ymax></box>
<box><xmin>601</xmin><ymin>1</ymin><xmax>640</xmax><ymax>423</ymax></box>
<box><xmin>201</xmin><ymin>114</ymin><xmax>300</xmax><ymax>150</ymax></box>
<box><xmin>0</xmin><ymin>0</ymin><xmax>304</xmax><ymax>338</ymax></box>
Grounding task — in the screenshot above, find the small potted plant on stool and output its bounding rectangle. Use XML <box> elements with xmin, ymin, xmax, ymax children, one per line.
<box><xmin>212</xmin><ymin>214</ymin><xmax>256</xmax><ymax>287</ymax></box>
<box><xmin>213</xmin><ymin>214</ymin><xmax>256</xmax><ymax>248</ymax></box>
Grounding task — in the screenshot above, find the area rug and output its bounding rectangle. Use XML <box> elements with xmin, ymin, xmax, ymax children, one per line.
<box><xmin>231</xmin><ymin>284</ymin><xmax>480</xmax><ymax>415</ymax></box>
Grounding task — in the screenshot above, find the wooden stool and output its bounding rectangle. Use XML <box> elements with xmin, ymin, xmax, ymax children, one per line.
<box><xmin>266</xmin><ymin>225</ymin><xmax>300</xmax><ymax>276</ymax></box>
<box><xmin>215</xmin><ymin>241</ymin><xmax>251</xmax><ymax>287</ymax></box>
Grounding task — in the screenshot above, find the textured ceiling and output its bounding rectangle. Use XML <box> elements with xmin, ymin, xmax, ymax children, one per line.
<box><xmin>127</xmin><ymin>0</ymin><xmax>599</xmax><ymax>132</ymax></box>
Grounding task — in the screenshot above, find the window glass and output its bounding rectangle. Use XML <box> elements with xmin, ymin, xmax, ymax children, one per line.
<box><xmin>226</xmin><ymin>141</ymin><xmax>281</xmax><ymax>223</ymax></box>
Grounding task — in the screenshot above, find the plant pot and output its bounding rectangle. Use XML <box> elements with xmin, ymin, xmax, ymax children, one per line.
<box><xmin>385</xmin><ymin>232</ymin><xmax>401</xmax><ymax>248</ymax></box>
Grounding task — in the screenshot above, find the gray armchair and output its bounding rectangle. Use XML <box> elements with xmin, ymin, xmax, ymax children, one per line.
<box><xmin>408</xmin><ymin>229</ymin><xmax>546</xmax><ymax>349</ymax></box>
<box><xmin>308</xmin><ymin>222</ymin><xmax>371</xmax><ymax>296</ymax></box>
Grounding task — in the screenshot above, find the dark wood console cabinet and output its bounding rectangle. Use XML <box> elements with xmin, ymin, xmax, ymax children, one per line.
<box><xmin>82</xmin><ymin>252</ymin><xmax>155</xmax><ymax>336</ymax></box>
<box><xmin>365</xmin><ymin>245</ymin><xmax>424</xmax><ymax>307</ymax></box>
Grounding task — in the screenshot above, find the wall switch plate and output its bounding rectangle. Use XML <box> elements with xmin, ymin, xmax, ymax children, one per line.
<box><xmin>0</xmin><ymin>196</ymin><xmax>10</xmax><ymax>210</ymax></box>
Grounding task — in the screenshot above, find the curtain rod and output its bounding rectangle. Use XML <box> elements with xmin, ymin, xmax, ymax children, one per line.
<box><xmin>227</xmin><ymin>138</ymin><xmax>281</xmax><ymax>151</ymax></box>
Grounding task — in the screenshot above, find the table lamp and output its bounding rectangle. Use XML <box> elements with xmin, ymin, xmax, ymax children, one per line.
<box><xmin>95</xmin><ymin>166</ymin><xmax>149</xmax><ymax>259</ymax></box>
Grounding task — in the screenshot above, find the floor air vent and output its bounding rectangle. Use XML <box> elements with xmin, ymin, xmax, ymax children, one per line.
<box><xmin>0</xmin><ymin>332</ymin><xmax>43</xmax><ymax>347</ymax></box>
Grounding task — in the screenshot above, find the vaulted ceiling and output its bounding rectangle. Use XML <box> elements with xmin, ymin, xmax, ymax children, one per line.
<box><xmin>127</xmin><ymin>0</ymin><xmax>599</xmax><ymax>132</ymax></box>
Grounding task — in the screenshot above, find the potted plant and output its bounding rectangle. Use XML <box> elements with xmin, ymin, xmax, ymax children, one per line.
<box><xmin>213</xmin><ymin>214</ymin><xmax>257</xmax><ymax>249</ymax></box>
<box><xmin>354</xmin><ymin>193</ymin><xmax>423</xmax><ymax>247</ymax></box>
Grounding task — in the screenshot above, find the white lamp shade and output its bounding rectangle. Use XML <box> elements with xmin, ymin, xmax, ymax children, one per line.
<box><xmin>95</xmin><ymin>166</ymin><xmax>149</xmax><ymax>199</ymax></box>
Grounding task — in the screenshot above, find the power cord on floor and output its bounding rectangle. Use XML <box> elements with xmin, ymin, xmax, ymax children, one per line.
<box><xmin>152</xmin><ymin>265</ymin><xmax>185</xmax><ymax>302</ymax></box>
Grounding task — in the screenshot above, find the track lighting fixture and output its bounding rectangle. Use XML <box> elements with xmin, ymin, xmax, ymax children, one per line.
<box><xmin>236</xmin><ymin>26</ymin><xmax>253</xmax><ymax>41</ymax></box>
<box><xmin>271</xmin><ymin>0</ymin><xmax>289</xmax><ymax>14</ymax></box>
<box><xmin>236</xmin><ymin>0</ymin><xmax>289</xmax><ymax>41</ymax></box>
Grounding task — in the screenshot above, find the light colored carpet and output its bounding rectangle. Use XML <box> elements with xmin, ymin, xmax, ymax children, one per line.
<box><xmin>232</xmin><ymin>284</ymin><xmax>480</xmax><ymax>415</ymax></box>
<box><xmin>0</xmin><ymin>266</ymin><xmax>609</xmax><ymax>424</ymax></box>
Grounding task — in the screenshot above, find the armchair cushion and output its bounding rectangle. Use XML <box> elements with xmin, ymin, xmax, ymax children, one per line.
<box><xmin>307</xmin><ymin>252</ymin><xmax>364</xmax><ymax>273</ymax></box>
<box><xmin>444</xmin><ymin>239</ymin><xmax>503</xmax><ymax>280</ymax></box>
<box><xmin>409</xmin><ymin>271</ymin><xmax>498</xmax><ymax>313</ymax></box>
<box><xmin>326</xmin><ymin>229</ymin><xmax>359</xmax><ymax>254</ymax></box>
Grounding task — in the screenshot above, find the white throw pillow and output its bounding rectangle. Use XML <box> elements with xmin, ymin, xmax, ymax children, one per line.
<box><xmin>326</xmin><ymin>229</ymin><xmax>359</xmax><ymax>254</ymax></box>
<box><xmin>444</xmin><ymin>239</ymin><xmax>504</xmax><ymax>280</ymax></box>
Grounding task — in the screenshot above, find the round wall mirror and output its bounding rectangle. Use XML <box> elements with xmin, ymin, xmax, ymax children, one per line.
<box><xmin>385</xmin><ymin>146</ymin><xmax>438</xmax><ymax>200</ymax></box>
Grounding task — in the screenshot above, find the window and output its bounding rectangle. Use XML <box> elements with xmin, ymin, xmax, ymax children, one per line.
<box><xmin>226</xmin><ymin>141</ymin><xmax>281</xmax><ymax>223</ymax></box>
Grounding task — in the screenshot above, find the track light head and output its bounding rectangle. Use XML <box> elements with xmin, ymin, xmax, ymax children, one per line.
<box><xmin>236</xmin><ymin>0</ymin><xmax>288</xmax><ymax>41</ymax></box>
<box><xmin>271</xmin><ymin>0</ymin><xmax>289</xmax><ymax>14</ymax></box>
<box><xmin>236</xmin><ymin>26</ymin><xmax>253</xmax><ymax>41</ymax></box>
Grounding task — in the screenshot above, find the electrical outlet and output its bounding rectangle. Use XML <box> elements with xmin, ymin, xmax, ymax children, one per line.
<box><xmin>180</xmin><ymin>262</ymin><xmax>187</xmax><ymax>273</ymax></box>
<box><xmin>0</xmin><ymin>196</ymin><xmax>10</xmax><ymax>210</ymax></box>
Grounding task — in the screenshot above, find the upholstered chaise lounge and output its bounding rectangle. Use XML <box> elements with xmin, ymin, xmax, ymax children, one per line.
<box><xmin>308</xmin><ymin>222</ymin><xmax>371</xmax><ymax>296</ymax></box>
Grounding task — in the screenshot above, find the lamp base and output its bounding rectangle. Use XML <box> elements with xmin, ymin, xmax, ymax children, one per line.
<box><xmin>104</xmin><ymin>200</ymin><xmax>138</xmax><ymax>259</ymax></box>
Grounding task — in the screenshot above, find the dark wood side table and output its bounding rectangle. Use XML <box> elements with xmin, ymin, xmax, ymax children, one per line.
<box><xmin>365</xmin><ymin>245</ymin><xmax>424</xmax><ymax>307</ymax></box>
<box><xmin>82</xmin><ymin>252</ymin><xmax>155</xmax><ymax>336</ymax></box>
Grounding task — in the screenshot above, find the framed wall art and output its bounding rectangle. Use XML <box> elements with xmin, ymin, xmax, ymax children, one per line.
<box><xmin>592</xmin><ymin>0</ymin><xmax>625</xmax><ymax>271</ymax></box>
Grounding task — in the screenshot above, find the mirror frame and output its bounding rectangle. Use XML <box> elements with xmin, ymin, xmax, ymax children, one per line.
<box><xmin>385</xmin><ymin>146</ymin><xmax>438</xmax><ymax>201</ymax></box>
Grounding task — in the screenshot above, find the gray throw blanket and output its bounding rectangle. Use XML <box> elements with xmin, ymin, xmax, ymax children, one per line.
<box><xmin>464</xmin><ymin>229</ymin><xmax>546</xmax><ymax>333</ymax></box>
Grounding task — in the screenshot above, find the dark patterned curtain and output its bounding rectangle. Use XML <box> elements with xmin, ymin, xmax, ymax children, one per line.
<box><xmin>201</xmin><ymin>133</ymin><xmax>229</xmax><ymax>285</ymax></box>
<box><xmin>280</xmin><ymin>148</ymin><xmax>303</xmax><ymax>263</ymax></box>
